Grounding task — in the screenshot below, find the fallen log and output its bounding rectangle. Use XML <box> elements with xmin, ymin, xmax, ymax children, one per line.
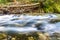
<box><xmin>0</xmin><ymin>3</ymin><xmax>40</xmax><ymax>14</ymax></box>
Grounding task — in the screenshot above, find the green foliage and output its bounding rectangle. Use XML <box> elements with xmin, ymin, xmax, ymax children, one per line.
<box><xmin>54</xmin><ymin>4</ymin><xmax>60</xmax><ymax>13</ymax></box>
<box><xmin>0</xmin><ymin>0</ymin><xmax>13</xmax><ymax>4</ymax></box>
<box><xmin>0</xmin><ymin>0</ymin><xmax>8</xmax><ymax>4</ymax></box>
<box><xmin>42</xmin><ymin>0</ymin><xmax>54</xmax><ymax>13</ymax></box>
<box><xmin>7</xmin><ymin>0</ymin><xmax>13</xmax><ymax>2</ymax></box>
<box><xmin>44</xmin><ymin>0</ymin><xmax>60</xmax><ymax>13</ymax></box>
<box><xmin>30</xmin><ymin>0</ymin><xmax>39</xmax><ymax>3</ymax></box>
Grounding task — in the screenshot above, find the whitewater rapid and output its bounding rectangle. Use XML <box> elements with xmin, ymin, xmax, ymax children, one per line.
<box><xmin>0</xmin><ymin>14</ymin><xmax>59</xmax><ymax>34</ymax></box>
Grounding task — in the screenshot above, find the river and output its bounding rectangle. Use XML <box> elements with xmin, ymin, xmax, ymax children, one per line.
<box><xmin>0</xmin><ymin>14</ymin><xmax>60</xmax><ymax>35</ymax></box>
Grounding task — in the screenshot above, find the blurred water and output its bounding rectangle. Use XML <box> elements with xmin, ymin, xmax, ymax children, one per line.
<box><xmin>0</xmin><ymin>14</ymin><xmax>60</xmax><ymax>34</ymax></box>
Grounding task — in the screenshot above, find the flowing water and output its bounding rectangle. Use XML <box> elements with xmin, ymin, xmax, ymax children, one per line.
<box><xmin>0</xmin><ymin>14</ymin><xmax>60</xmax><ymax>35</ymax></box>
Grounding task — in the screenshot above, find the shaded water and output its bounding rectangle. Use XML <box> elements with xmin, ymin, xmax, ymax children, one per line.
<box><xmin>0</xmin><ymin>14</ymin><xmax>60</xmax><ymax>35</ymax></box>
